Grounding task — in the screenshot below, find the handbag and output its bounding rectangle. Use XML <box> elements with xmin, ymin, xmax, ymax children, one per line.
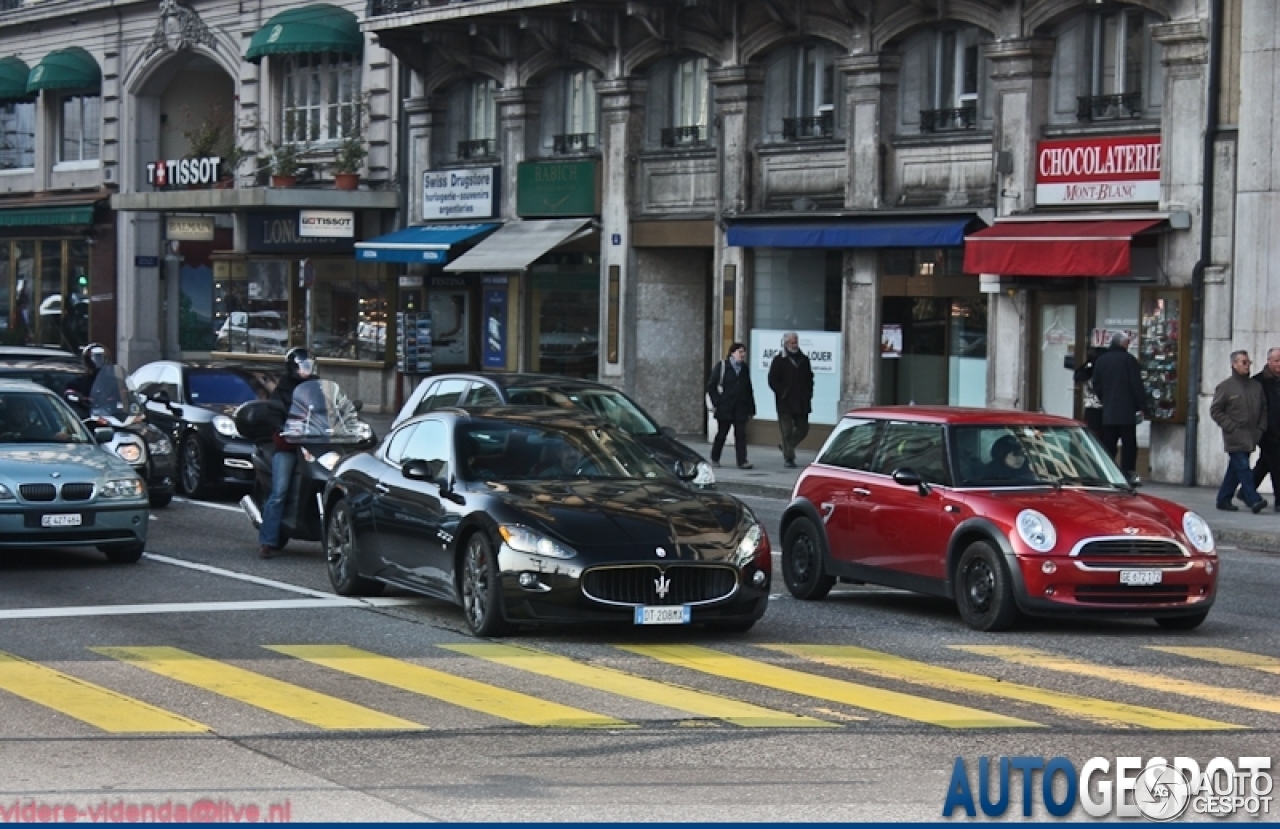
<box><xmin>705</xmin><ymin>360</ymin><xmax>725</xmax><ymax>412</ymax></box>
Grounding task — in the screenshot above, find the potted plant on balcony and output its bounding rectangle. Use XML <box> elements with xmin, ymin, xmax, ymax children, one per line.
<box><xmin>331</xmin><ymin>102</ymin><xmax>367</xmax><ymax>190</ymax></box>
<box><xmin>182</xmin><ymin>105</ymin><xmax>231</xmax><ymax>189</ymax></box>
<box><xmin>260</xmin><ymin>112</ymin><xmax>308</xmax><ymax>188</ymax></box>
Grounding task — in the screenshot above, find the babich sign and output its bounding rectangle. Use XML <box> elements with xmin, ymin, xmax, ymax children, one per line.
<box><xmin>1036</xmin><ymin>135</ymin><xmax>1161</xmax><ymax>206</ymax></box>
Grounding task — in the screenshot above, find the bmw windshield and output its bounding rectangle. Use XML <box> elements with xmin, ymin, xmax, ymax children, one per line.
<box><xmin>952</xmin><ymin>424</ymin><xmax>1129</xmax><ymax>489</ymax></box>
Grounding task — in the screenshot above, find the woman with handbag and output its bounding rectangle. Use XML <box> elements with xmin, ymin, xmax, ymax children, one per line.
<box><xmin>705</xmin><ymin>342</ymin><xmax>756</xmax><ymax>469</ymax></box>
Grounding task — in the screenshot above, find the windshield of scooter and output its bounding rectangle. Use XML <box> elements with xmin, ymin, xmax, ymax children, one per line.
<box><xmin>89</xmin><ymin>365</ymin><xmax>144</xmax><ymax>425</ymax></box>
<box><xmin>281</xmin><ymin>379</ymin><xmax>369</xmax><ymax>444</ymax></box>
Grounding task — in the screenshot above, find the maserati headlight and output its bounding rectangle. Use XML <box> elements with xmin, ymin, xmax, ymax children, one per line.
<box><xmin>498</xmin><ymin>525</ymin><xmax>577</xmax><ymax>560</ymax></box>
<box><xmin>114</xmin><ymin>441</ymin><xmax>144</xmax><ymax>465</ymax></box>
<box><xmin>1182</xmin><ymin>511</ymin><xmax>1216</xmax><ymax>555</ymax></box>
<box><xmin>736</xmin><ymin>521</ymin><xmax>764</xmax><ymax>563</ymax></box>
<box><xmin>212</xmin><ymin>415</ymin><xmax>239</xmax><ymax>438</ymax></box>
<box><xmin>692</xmin><ymin>460</ymin><xmax>716</xmax><ymax>487</ymax></box>
<box><xmin>101</xmin><ymin>477</ymin><xmax>145</xmax><ymax>499</ymax></box>
<box><xmin>1015</xmin><ymin>509</ymin><xmax>1057</xmax><ymax>553</ymax></box>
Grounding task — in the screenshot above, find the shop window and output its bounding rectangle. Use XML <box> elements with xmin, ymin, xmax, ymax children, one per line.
<box><xmin>0</xmin><ymin>101</ymin><xmax>35</xmax><ymax>169</ymax></box>
<box><xmin>898</xmin><ymin>26</ymin><xmax>991</xmax><ymax>134</ymax></box>
<box><xmin>751</xmin><ymin>249</ymin><xmax>842</xmax><ymax>332</ymax></box>
<box><xmin>661</xmin><ymin>56</ymin><xmax>709</xmax><ymax>147</ymax></box>
<box><xmin>59</xmin><ymin>94</ymin><xmax>100</xmax><ymax>162</ymax></box>
<box><xmin>449</xmin><ymin>78</ymin><xmax>499</xmax><ymax>160</ymax></box>
<box><xmin>543</xmin><ymin>68</ymin><xmax>599</xmax><ymax>155</ymax></box>
<box><xmin>1049</xmin><ymin>8</ymin><xmax>1163</xmax><ymax>124</ymax></box>
<box><xmin>281</xmin><ymin>52</ymin><xmax>362</xmax><ymax>145</ymax></box>
<box><xmin>306</xmin><ymin>260</ymin><xmax>388</xmax><ymax>361</ymax></box>
<box><xmin>0</xmin><ymin>239</ymin><xmax>90</xmax><ymax>350</ymax></box>
<box><xmin>530</xmin><ymin>265</ymin><xmax>598</xmax><ymax>379</ymax></box>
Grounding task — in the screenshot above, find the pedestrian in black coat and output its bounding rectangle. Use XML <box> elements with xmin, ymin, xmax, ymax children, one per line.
<box><xmin>768</xmin><ymin>331</ymin><xmax>814</xmax><ymax>468</ymax></box>
<box><xmin>1091</xmin><ymin>332</ymin><xmax>1148</xmax><ymax>479</ymax></box>
<box><xmin>706</xmin><ymin>342</ymin><xmax>756</xmax><ymax>468</ymax></box>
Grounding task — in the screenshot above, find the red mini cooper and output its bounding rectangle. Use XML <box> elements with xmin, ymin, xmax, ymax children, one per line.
<box><xmin>780</xmin><ymin>407</ymin><xmax>1217</xmax><ymax>631</ymax></box>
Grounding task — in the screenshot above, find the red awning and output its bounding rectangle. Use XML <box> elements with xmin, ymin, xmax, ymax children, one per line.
<box><xmin>963</xmin><ymin>219</ymin><xmax>1162</xmax><ymax>277</ymax></box>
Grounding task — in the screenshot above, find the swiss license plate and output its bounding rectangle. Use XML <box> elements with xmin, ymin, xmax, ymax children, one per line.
<box><xmin>634</xmin><ymin>605</ymin><xmax>691</xmax><ymax>625</ymax></box>
<box><xmin>41</xmin><ymin>513</ymin><xmax>82</xmax><ymax>528</ymax></box>
<box><xmin>1119</xmin><ymin>569</ymin><xmax>1163</xmax><ymax>586</ymax></box>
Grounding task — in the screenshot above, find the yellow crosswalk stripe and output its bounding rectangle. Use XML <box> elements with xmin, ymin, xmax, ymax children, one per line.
<box><xmin>93</xmin><ymin>646</ymin><xmax>422</xmax><ymax>731</ymax></box>
<box><xmin>1149</xmin><ymin>646</ymin><xmax>1280</xmax><ymax>675</ymax></box>
<box><xmin>269</xmin><ymin>645</ymin><xmax>629</xmax><ymax>728</ymax></box>
<box><xmin>444</xmin><ymin>643</ymin><xmax>838</xmax><ymax>728</ymax></box>
<box><xmin>766</xmin><ymin>644</ymin><xmax>1239</xmax><ymax>731</ymax></box>
<box><xmin>0</xmin><ymin>651</ymin><xmax>207</xmax><ymax>733</ymax></box>
<box><xmin>618</xmin><ymin>644</ymin><xmax>1040</xmax><ymax>729</ymax></box>
<box><xmin>957</xmin><ymin>645</ymin><xmax>1280</xmax><ymax>716</ymax></box>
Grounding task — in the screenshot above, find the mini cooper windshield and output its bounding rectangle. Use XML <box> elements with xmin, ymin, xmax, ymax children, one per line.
<box><xmin>952</xmin><ymin>424</ymin><xmax>1129</xmax><ymax>489</ymax></box>
<box><xmin>457</xmin><ymin>420</ymin><xmax>671</xmax><ymax>482</ymax></box>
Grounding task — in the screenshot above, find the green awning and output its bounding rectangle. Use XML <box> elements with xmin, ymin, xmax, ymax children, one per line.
<box><xmin>0</xmin><ymin>57</ymin><xmax>34</xmax><ymax>103</ymax></box>
<box><xmin>0</xmin><ymin>206</ymin><xmax>94</xmax><ymax>227</ymax></box>
<box><xmin>26</xmin><ymin>47</ymin><xmax>100</xmax><ymax>94</ymax></box>
<box><xmin>244</xmin><ymin>4</ymin><xmax>363</xmax><ymax>63</ymax></box>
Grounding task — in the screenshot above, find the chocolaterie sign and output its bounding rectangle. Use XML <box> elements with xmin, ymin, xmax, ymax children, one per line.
<box><xmin>1035</xmin><ymin>135</ymin><xmax>1161</xmax><ymax>206</ymax></box>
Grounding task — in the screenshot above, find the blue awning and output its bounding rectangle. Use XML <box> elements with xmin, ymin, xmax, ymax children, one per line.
<box><xmin>726</xmin><ymin>217</ymin><xmax>972</xmax><ymax>249</ymax></box>
<box><xmin>355</xmin><ymin>223</ymin><xmax>499</xmax><ymax>263</ymax></box>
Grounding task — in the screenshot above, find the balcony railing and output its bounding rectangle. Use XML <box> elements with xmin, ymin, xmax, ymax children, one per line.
<box><xmin>367</xmin><ymin>0</ymin><xmax>455</xmax><ymax>14</ymax></box>
<box><xmin>660</xmin><ymin>125</ymin><xmax>708</xmax><ymax>148</ymax></box>
<box><xmin>1076</xmin><ymin>92</ymin><xmax>1143</xmax><ymax>122</ymax></box>
<box><xmin>457</xmin><ymin>138</ymin><xmax>494</xmax><ymax>160</ymax></box>
<box><xmin>781</xmin><ymin>112</ymin><xmax>834</xmax><ymax>141</ymax></box>
<box><xmin>919</xmin><ymin>106</ymin><xmax>977</xmax><ymax>133</ymax></box>
<box><xmin>553</xmin><ymin>133</ymin><xmax>595</xmax><ymax>155</ymax></box>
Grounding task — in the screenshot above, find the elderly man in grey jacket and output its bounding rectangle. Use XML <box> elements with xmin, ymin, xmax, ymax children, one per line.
<box><xmin>1211</xmin><ymin>350</ymin><xmax>1269</xmax><ymax>513</ymax></box>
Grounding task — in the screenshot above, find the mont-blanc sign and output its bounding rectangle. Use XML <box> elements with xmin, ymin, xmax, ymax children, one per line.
<box><xmin>1036</xmin><ymin>136</ymin><xmax>1161</xmax><ymax>206</ymax></box>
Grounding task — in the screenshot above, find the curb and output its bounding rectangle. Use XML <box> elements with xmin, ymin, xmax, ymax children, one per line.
<box><xmin>1215</xmin><ymin>529</ymin><xmax>1280</xmax><ymax>554</ymax></box>
<box><xmin>716</xmin><ymin>481</ymin><xmax>794</xmax><ymax>500</ymax></box>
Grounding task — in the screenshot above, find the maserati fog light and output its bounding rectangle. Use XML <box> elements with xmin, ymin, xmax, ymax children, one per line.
<box><xmin>518</xmin><ymin>572</ymin><xmax>538</xmax><ymax>588</ymax></box>
<box><xmin>751</xmin><ymin>570</ymin><xmax>767</xmax><ymax>587</ymax></box>
<box><xmin>1041</xmin><ymin>561</ymin><xmax>1057</xmax><ymax>574</ymax></box>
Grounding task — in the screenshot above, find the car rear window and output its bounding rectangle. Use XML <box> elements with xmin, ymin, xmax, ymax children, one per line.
<box><xmin>188</xmin><ymin>371</ymin><xmax>269</xmax><ymax>406</ymax></box>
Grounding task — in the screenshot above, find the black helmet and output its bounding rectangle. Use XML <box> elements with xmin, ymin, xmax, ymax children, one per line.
<box><xmin>285</xmin><ymin>347</ymin><xmax>316</xmax><ymax>381</ymax></box>
<box><xmin>82</xmin><ymin>342</ymin><xmax>109</xmax><ymax>373</ymax></box>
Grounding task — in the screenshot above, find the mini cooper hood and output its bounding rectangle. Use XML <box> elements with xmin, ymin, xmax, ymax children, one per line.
<box><xmin>0</xmin><ymin>444</ymin><xmax>135</xmax><ymax>478</ymax></box>
<box><xmin>489</xmin><ymin>479</ymin><xmax>744</xmax><ymax>549</ymax></box>
<box><xmin>988</xmin><ymin>488</ymin><xmax>1183</xmax><ymax>538</ymax></box>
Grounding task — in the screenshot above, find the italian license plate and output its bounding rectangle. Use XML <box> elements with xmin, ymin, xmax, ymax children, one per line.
<box><xmin>634</xmin><ymin>605</ymin><xmax>691</xmax><ymax>625</ymax></box>
<box><xmin>41</xmin><ymin>513</ymin><xmax>82</xmax><ymax>528</ymax></box>
<box><xmin>1119</xmin><ymin>569</ymin><xmax>1162</xmax><ymax>586</ymax></box>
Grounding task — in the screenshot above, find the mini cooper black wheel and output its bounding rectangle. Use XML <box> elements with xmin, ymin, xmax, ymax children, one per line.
<box><xmin>326</xmin><ymin>499</ymin><xmax>383</xmax><ymax>596</ymax></box>
<box><xmin>782</xmin><ymin>518</ymin><xmax>835</xmax><ymax>600</ymax></box>
<box><xmin>460</xmin><ymin>532</ymin><xmax>512</xmax><ymax>637</ymax></box>
<box><xmin>955</xmin><ymin>540</ymin><xmax>1019</xmax><ymax>631</ymax></box>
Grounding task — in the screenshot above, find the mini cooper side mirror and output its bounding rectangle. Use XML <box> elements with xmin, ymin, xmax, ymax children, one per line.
<box><xmin>891</xmin><ymin>467</ymin><xmax>931</xmax><ymax>496</ymax></box>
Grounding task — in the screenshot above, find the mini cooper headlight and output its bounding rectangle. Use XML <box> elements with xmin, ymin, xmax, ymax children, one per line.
<box><xmin>114</xmin><ymin>441</ymin><xmax>144</xmax><ymax>465</ymax></box>
<box><xmin>692</xmin><ymin>461</ymin><xmax>716</xmax><ymax>487</ymax></box>
<box><xmin>498</xmin><ymin>525</ymin><xmax>577</xmax><ymax>560</ymax></box>
<box><xmin>101</xmin><ymin>477</ymin><xmax>145</xmax><ymax>499</ymax></box>
<box><xmin>212</xmin><ymin>415</ymin><xmax>239</xmax><ymax>438</ymax></box>
<box><xmin>1015</xmin><ymin>509</ymin><xmax>1057</xmax><ymax>553</ymax></box>
<box><xmin>1182</xmin><ymin>511</ymin><xmax>1216</xmax><ymax>555</ymax></box>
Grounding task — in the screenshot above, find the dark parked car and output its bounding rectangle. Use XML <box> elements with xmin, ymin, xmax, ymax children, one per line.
<box><xmin>394</xmin><ymin>372</ymin><xmax>715</xmax><ymax>488</ymax></box>
<box><xmin>0</xmin><ymin>380</ymin><xmax>150</xmax><ymax>562</ymax></box>
<box><xmin>324</xmin><ymin>407</ymin><xmax>771</xmax><ymax>636</ymax></box>
<box><xmin>0</xmin><ymin>346</ymin><xmax>176</xmax><ymax>507</ymax></box>
<box><xmin>780</xmin><ymin>406</ymin><xmax>1218</xmax><ymax>631</ymax></box>
<box><xmin>129</xmin><ymin>361</ymin><xmax>275</xmax><ymax>499</ymax></box>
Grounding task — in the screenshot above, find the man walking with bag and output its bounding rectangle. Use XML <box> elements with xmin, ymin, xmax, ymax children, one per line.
<box><xmin>768</xmin><ymin>332</ymin><xmax>814</xmax><ymax>468</ymax></box>
<box><xmin>1091</xmin><ymin>331</ymin><xmax>1149</xmax><ymax>483</ymax></box>
<box><xmin>706</xmin><ymin>342</ymin><xmax>755</xmax><ymax>469</ymax></box>
<box><xmin>1211</xmin><ymin>350</ymin><xmax>1269</xmax><ymax>514</ymax></box>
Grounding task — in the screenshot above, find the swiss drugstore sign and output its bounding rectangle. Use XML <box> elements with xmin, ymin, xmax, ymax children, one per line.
<box><xmin>423</xmin><ymin>167</ymin><xmax>497</xmax><ymax>220</ymax></box>
<box><xmin>1035</xmin><ymin>136</ymin><xmax>1161</xmax><ymax>206</ymax></box>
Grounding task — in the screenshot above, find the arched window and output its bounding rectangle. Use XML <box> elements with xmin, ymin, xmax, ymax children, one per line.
<box><xmin>280</xmin><ymin>52</ymin><xmax>362</xmax><ymax>144</ymax></box>
<box><xmin>762</xmin><ymin>42</ymin><xmax>843</xmax><ymax>143</ymax></box>
<box><xmin>448</xmin><ymin>78</ymin><xmax>499</xmax><ymax>160</ymax></box>
<box><xmin>898</xmin><ymin>26</ymin><xmax>990</xmax><ymax>134</ymax></box>
<box><xmin>541</xmin><ymin>67</ymin><xmax>600</xmax><ymax>155</ymax></box>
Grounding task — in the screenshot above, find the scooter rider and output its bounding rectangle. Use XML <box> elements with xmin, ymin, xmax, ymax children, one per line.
<box><xmin>64</xmin><ymin>342</ymin><xmax>109</xmax><ymax>418</ymax></box>
<box><xmin>258</xmin><ymin>347</ymin><xmax>315</xmax><ymax>559</ymax></box>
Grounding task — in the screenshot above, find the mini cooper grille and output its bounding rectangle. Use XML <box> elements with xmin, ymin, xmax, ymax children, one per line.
<box><xmin>1077</xmin><ymin>539</ymin><xmax>1184</xmax><ymax>558</ymax></box>
<box><xmin>60</xmin><ymin>483</ymin><xmax>94</xmax><ymax>501</ymax></box>
<box><xmin>1074</xmin><ymin>585</ymin><xmax>1191</xmax><ymax>604</ymax></box>
<box><xmin>581</xmin><ymin>565</ymin><xmax>738</xmax><ymax>606</ymax></box>
<box><xmin>19</xmin><ymin>484</ymin><xmax>56</xmax><ymax>502</ymax></box>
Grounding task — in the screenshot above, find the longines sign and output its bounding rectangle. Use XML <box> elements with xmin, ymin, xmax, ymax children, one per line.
<box><xmin>1036</xmin><ymin>135</ymin><xmax>1161</xmax><ymax>205</ymax></box>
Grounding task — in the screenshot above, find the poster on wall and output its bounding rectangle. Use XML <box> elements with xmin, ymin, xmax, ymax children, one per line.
<box><xmin>880</xmin><ymin>324</ymin><xmax>903</xmax><ymax>358</ymax></box>
<box><xmin>749</xmin><ymin>330</ymin><xmax>843</xmax><ymax>425</ymax></box>
<box><xmin>396</xmin><ymin>311</ymin><xmax>432</xmax><ymax>375</ymax></box>
<box><xmin>482</xmin><ymin>285</ymin><xmax>507</xmax><ymax>368</ymax></box>
<box><xmin>428</xmin><ymin>286</ymin><xmax>470</xmax><ymax>367</ymax></box>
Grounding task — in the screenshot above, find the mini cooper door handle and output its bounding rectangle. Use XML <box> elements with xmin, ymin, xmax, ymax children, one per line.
<box><xmin>852</xmin><ymin>487</ymin><xmax>872</xmax><ymax>496</ymax></box>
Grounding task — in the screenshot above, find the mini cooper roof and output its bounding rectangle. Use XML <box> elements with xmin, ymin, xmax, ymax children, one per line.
<box><xmin>843</xmin><ymin>406</ymin><xmax>1083</xmax><ymax>427</ymax></box>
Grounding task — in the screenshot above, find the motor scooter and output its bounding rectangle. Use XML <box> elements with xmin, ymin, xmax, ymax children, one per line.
<box><xmin>236</xmin><ymin>378</ymin><xmax>374</xmax><ymax>546</ymax></box>
<box><xmin>65</xmin><ymin>365</ymin><xmax>176</xmax><ymax>508</ymax></box>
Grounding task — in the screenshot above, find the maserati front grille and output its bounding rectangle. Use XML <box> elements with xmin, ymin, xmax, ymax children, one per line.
<box><xmin>581</xmin><ymin>564</ymin><xmax>738</xmax><ymax>606</ymax></box>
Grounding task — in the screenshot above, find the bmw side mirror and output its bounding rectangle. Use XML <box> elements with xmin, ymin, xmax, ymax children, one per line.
<box><xmin>660</xmin><ymin>425</ymin><xmax>676</xmax><ymax>438</ymax></box>
<box><xmin>92</xmin><ymin>426</ymin><xmax>114</xmax><ymax>444</ymax></box>
<box><xmin>892</xmin><ymin>468</ymin><xmax>931</xmax><ymax>496</ymax></box>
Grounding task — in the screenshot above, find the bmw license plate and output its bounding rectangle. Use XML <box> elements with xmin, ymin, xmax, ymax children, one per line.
<box><xmin>634</xmin><ymin>606</ymin><xmax>691</xmax><ymax>625</ymax></box>
<box><xmin>41</xmin><ymin>514</ymin><xmax>82</xmax><ymax>528</ymax></box>
<box><xmin>1119</xmin><ymin>569</ymin><xmax>1162</xmax><ymax>586</ymax></box>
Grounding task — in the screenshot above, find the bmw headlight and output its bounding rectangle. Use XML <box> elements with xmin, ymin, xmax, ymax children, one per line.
<box><xmin>101</xmin><ymin>477</ymin><xmax>145</xmax><ymax>499</ymax></box>
<box><xmin>1015</xmin><ymin>509</ymin><xmax>1057</xmax><ymax>553</ymax></box>
<box><xmin>212</xmin><ymin>415</ymin><xmax>239</xmax><ymax>438</ymax></box>
<box><xmin>0</xmin><ymin>483</ymin><xmax>13</xmax><ymax>500</ymax></box>
<box><xmin>692</xmin><ymin>460</ymin><xmax>716</xmax><ymax>487</ymax></box>
<box><xmin>147</xmin><ymin>437</ymin><xmax>172</xmax><ymax>456</ymax></box>
<box><xmin>735</xmin><ymin>521</ymin><xmax>764</xmax><ymax>563</ymax></box>
<box><xmin>1182</xmin><ymin>511</ymin><xmax>1216</xmax><ymax>555</ymax></box>
<box><xmin>498</xmin><ymin>525</ymin><xmax>577</xmax><ymax>560</ymax></box>
<box><xmin>114</xmin><ymin>441</ymin><xmax>144</xmax><ymax>465</ymax></box>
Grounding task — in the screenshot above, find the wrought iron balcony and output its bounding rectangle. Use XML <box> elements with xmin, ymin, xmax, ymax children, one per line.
<box><xmin>367</xmin><ymin>0</ymin><xmax>457</xmax><ymax>14</ymax></box>
<box><xmin>1076</xmin><ymin>92</ymin><xmax>1143</xmax><ymax>122</ymax></box>
<box><xmin>457</xmin><ymin>138</ymin><xmax>494</xmax><ymax>160</ymax></box>
<box><xmin>553</xmin><ymin>133</ymin><xmax>595</xmax><ymax>155</ymax></box>
<box><xmin>660</xmin><ymin>125</ymin><xmax>708</xmax><ymax>148</ymax></box>
<box><xmin>781</xmin><ymin>112</ymin><xmax>834</xmax><ymax>141</ymax></box>
<box><xmin>919</xmin><ymin>106</ymin><xmax>978</xmax><ymax>133</ymax></box>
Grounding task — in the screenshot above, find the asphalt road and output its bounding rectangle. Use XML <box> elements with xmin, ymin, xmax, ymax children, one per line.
<box><xmin>0</xmin><ymin>492</ymin><xmax>1276</xmax><ymax>822</ymax></box>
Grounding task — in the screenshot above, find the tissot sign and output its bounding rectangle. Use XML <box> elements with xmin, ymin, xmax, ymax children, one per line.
<box><xmin>1036</xmin><ymin>135</ymin><xmax>1161</xmax><ymax>206</ymax></box>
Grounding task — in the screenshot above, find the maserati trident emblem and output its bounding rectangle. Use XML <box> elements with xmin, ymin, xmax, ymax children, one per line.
<box><xmin>1123</xmin><ymin>527</ymin><xmax>1140</xmax><ymax>535</ymax></box>
<box><xmin>654</xmin><ymin>572</ymin><xmax>671</xmax><ymax>600</ymax></box>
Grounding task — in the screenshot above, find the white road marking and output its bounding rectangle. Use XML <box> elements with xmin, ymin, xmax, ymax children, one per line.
<box><xmin>0</xmin><ymin>596</ymin><xmax>423</xmax><ymax>620</ymax></box>
<box><xmin>172</xmin><ymin>496</ymin><xmax>243</xmax><ymax>513</ymax></box>
<box><xmin>142</xmin><ymin>553</ymin><xmax>340</xmax><ymax>598</ymax></box>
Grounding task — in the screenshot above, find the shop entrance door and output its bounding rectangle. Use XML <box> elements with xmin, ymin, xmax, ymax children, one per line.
<box><xmin>1037</xmin><ymin>301</ymin><xmax>1077</xmax><ymax>418</ymax></box>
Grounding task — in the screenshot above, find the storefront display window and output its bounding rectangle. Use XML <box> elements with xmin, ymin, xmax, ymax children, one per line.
<box><xmin>305</xmin><ymin>259</ymin><xmax>388</xmax><ymax>361</ymax></box>
<box><xmin>752</xmin><ymin>249</ymin><xmax>841</xmax><ymax>331</ymax></box>
<box><xmin>0</xmin><ymin>239</ymin><xmax>90</xmax><ymax>350</ymax></box>
<box><xmin>1139</xmin><ymin>287</ymin><xmax>1189</xmax><ymax>423</ymax></box>
<box><xmin>530</xmin><ymin>265</ymin><xmax>598</xmax><ymax>379</ymax></box>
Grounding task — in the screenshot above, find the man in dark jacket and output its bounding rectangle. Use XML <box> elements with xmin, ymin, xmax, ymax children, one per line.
<box><xmin>1236</xmin><ymin>347</ymin><xmax>1280</xmax><ymax>511</ymax></box>
<box><xmin>1211</xmin><ymin>350</ymin><xmax>1268</xmax><ymax>513</ymax></box>
<box><xmin>1091</xmin><ymin>332</ymin><xmax>1148</xmax><ymax>481</ymax></box>
<box><xmin>768</xmin><ymin>332</ymin><xmax>814</xmax><ymax>468</ymax></box>
<box><xmin>258</xmin><ymin>347</ymin><xmax>315</xmax><ymax>558</ymax></box>
<box><xmin>706</xmin><ymin>342</ymin><xmax>755</xmax><ymax>469</ymax></box>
